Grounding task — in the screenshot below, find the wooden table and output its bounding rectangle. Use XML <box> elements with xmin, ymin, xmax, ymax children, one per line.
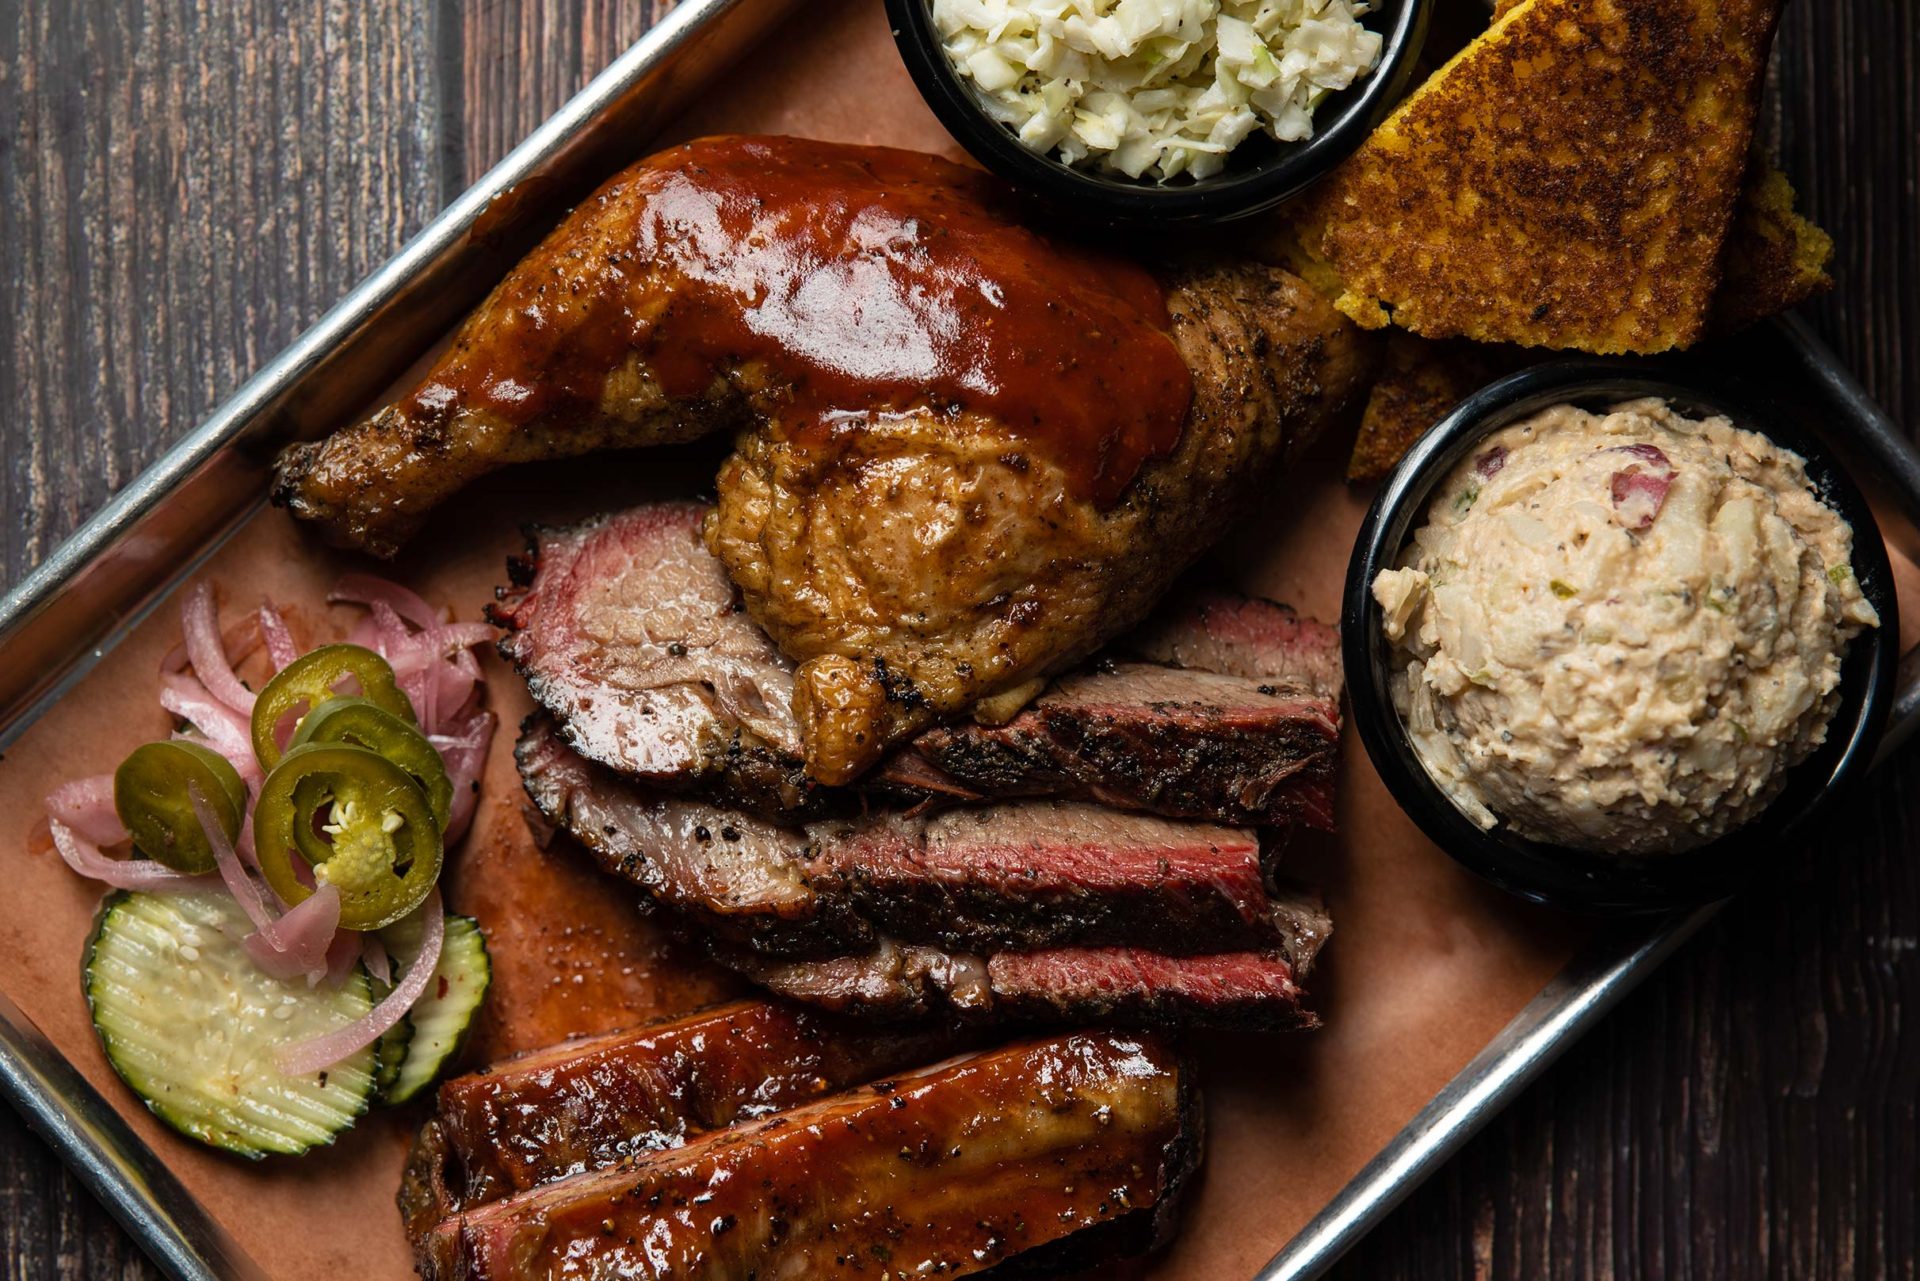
<box><xmin>3</xmin><ymin>2</ymin><xmax>1915</xmax><ymax>1277</ymax></box>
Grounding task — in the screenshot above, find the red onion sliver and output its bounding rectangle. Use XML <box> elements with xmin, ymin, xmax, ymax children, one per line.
<box><xmin>259</xmin><ymin>603</ymin><xmax>299</xmax><ymax>671</ymax></box>
<box><xmin>181</xmin><ymin>582</ymin><xmax>257</xmax><ymax>714</ymax></box>
<box><xmin>194</xmin><ymin>785</ymin><xmax>278</xmax><ymax>938</ymax></box>
<box><xmin>368</xmin><ymin>600</ymin><xmax>412</xmax><ymax>657</ymax></box>
<box><xmin>329</xmin><ymin>574</ymin><xmax>443</xmax><ymax>630</ymax></box>
<box><xmin>432</xmin><ymin>712</ymin><xmax>496</xmax><ymax>843</ymax></box>
<box><xmin>431</xmin><ymin>623</ymin><xmax>497</xmax><ymax>652</ymax></box>
<box><xmin>363</xmin><ymin>932</ymin><xmax>392</xmax><ymax>985</ymax></box>
<box><xmin>322</xmin><ymin>926</ymin><xmax>363</xmax><ymax>989</ymax></box>
<box><xmin>48</xmin><ymin>819</ymin><xmax>204</xmax><ymax>892</ymax></box>
<box><xmin>46</xmin><ymin>776</ymin><xmax>127</xmax><ymax>847</ymax></box>
<box><xmin>275</xmin><ymin>890</ymin><xmax>443</xmax><ymax>1077</ymax></box>
<box><xmin>160</xmin><ymin>674</ymin><xmax>258</xmax><ymax>786</ymax></box>
<box><xmin>160</xmin><ymin>672</ymin><xmax>250</xmax><ymax>742</ymax></box>
<box><xmin>381</xmin><ymin>625</ymin><xmax>498</xmax><ymax>676</ymax></box>
<box><xmin>243</xmin><ymin>884</ymin><xmax>341</xmax><ymax>983</ymax></box>
<box><xmin>160</xmin><ymin>616</ymin><xmax>262</xmax><ymax>678</ymax></box>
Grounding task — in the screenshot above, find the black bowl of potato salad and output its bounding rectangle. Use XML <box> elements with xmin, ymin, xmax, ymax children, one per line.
<box><xmin>1344</xmin><ymin>362</ymin><xmax>1897</xmax><ymax>913</ymax></box>
<box><xmin>888</xmin><ymin>0</ymin><xmax>1430</xmax><ymax>223</ymax></box>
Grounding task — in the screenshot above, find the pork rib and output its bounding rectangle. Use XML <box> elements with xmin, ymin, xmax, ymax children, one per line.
<box><xmin>399</xmin><ymin>1000</ymin><xmax>963</xmax><ymax>1244</ymax></box>
<box><xmin>418</xmin><ymin>1031</ymin><xmax>1198</xmax><ymax>1281</ymax></box>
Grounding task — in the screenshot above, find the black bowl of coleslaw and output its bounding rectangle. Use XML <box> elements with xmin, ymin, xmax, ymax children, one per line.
<box><xmin>886</xmin><ymin>0</ymin><xmax>1431</xmax><ymax>224</ymax></box>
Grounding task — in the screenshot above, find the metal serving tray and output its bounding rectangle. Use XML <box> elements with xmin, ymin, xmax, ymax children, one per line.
<box><xmin>2</xmin><ymin>3</ymin><xmax>1915</xmax><ymax>1279</ymax></box>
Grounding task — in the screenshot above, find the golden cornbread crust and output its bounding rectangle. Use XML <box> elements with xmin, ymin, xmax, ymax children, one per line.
<box><xmin>1711</xmin><ymin>159</ymin><xmax>1836</xmax><ymax>334</ymax></box>
<box><xmin>1294</xmin><ymin>0</ymin><xmax>1784</xmax><ymax>354</ymax></box>
<box><xmin>1347</xmin><ymin>334</ymin><xmax>1538</xmax><ymax>482</ymax></box>
<box><xmin>1343</xmin><ymin>163</ymin><xmax>1833</xmax><ymax>480</ymax></box>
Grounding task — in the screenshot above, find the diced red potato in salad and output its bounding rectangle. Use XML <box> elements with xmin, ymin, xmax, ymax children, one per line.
<box><xmin>1604</xmin><ymin>443</ymin><xmax>1676</xmax><ymax>532</ymax></box>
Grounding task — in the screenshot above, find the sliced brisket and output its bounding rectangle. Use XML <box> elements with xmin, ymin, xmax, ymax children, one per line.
<box><xmin>489</xmin><ymin>504</ymin><xmax>814</xmax><ymax>814</ymax></box>
<box><xmin>519</xmin><ymin>717</ymin><xmax>1312</xmax><ymax>961</ymax></box>
<box><xmin>1122</xmin><ymin>585</ymin><xmax>1343</xmax><ymax>692</ymax></box>
<box><xmin>892</xmin><ymin>659</ymin><xmax>1340</xmax><ymax>829</ymax></box>
<box><xmin>418</xmin><ymin>1032</ymin><xmax>1197</xmax><ymax>1281</ymax></box>
<box><xmin>514</xmin><ymin>718</ymin><xmax>866</xmax><ymax>956</ymax></box>
<box><xmin>723</xmin><ymin>917</ymin><xmax>1328</xmax><ymax>1031</ymax></box>
<box><xmin>494</xmin><ymin>504</ymin><xmax>1343</xmax><ymax>828</ymax></box>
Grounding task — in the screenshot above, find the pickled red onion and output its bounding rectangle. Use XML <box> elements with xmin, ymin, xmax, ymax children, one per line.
<box><xmin>274</xmin><ymin>890</ymin><xmax>443</xmax><ymax>1077</ymax></box>
<box><xmin>259</xmin><ymin>603</ymin><xmax>299</xmax><ymax>671</ymax></box>
<box><xmin>45</xmin><ymin>775</ymin><xmax>127</xmax><ymax>847</ymax></box>
<box><xmin>328</xmin><ymin>574</ymin><xmax>442</xmax><ymax>630</ymax></box>
<box><xmin>159</xmin><ymin>615</ymin><xmax>261</xmax><ymax>677</ymax></box>
<box><xmin>242</xmin><ymin>884</ymin><xmax>341</xmax><ymax>983</ymax></box>
<box><xmin>181</xmin><ymin>582</ymin><xmax>257</xmax><ymax>714</ymax></box>
<box><xmin>48</xmin><ymin>819</ymin><xmax>203</xmax><ymax>892</ymax></box>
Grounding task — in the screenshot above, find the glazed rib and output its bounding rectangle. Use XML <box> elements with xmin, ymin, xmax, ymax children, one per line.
<box><xmin>399</xmin><ymin>1000</ymin><xmax>962</xmax><ymax>1243</ymax></box>
<box><xmin>418</xmin><ymin>1031</ymin><xmax>1197</xmax><ymax>1281</ymax></box>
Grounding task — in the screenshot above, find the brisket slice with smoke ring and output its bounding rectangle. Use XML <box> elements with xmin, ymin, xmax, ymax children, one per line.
<box><xmin>491</xmin><ymin>504</ymin><xmax>1342</xmax><ymax>827</ymax></box>
<box><xmin>517</xmin><ymin>717</ymin><xmax>1313</xmax><ymax>961</ymax></box>
<box><xmin>722</xmin><ymin>933</ymin><xmax>1325</xmax><ymax>1032</ymax></box>
<box><xmin>891</xmin><ymin>661</ymin><xmax>1340</xmax><ymax>830</ymax></box>
<box><xmin>488</xmin><ymin>503</ymin><xmax>813</xmax><ymax>816</ymax></box>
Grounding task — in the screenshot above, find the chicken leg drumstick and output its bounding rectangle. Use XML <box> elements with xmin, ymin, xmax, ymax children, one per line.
<box><xmin>274</xmin><ymin>136</ymin><xmax>1371</xmax><ymax>783</ymax></box>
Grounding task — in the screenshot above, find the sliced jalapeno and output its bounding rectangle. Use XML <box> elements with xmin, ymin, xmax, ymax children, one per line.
<box><xmin>112</xmin><ymin>740</ymin><xmax>247</xmax><ymax>874</ymax></box>
<box><xmin>255</xmin><ymin>743</ymin><xmax>443</xmax><ymax>931</ymax></box>
<box><xmin>251</xmin><ymin>643</ymin><xmax>414</xmax><ymax>771</ymax></box>
<box><xmin>289</xmin><ymin>697</ymin><xmax>453</xmax><ymax>829</ymax></box>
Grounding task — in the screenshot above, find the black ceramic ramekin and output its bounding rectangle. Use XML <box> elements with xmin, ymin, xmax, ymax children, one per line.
<box><xmin>885</xmin><ymin>0</ymin><xmax>1430</xmax><ymax>225</ymax></box>
<box><xmin>1343</xmin><ymin>361</ymin><xmax>1897</xmax><ymax>913</ymax></box>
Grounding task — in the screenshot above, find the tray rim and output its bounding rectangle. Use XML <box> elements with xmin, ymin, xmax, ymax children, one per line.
<box><xmin>2</xmin><ymin>5</ymin><xmax>1916</xmax><ymax>1281</ymax></box>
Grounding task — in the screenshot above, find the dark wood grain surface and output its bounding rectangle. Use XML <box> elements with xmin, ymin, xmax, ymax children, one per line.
<box><xmin>2</xmin><ymin>2</ymin><xmax>1915</xmax><ymax>1278</ymax></box>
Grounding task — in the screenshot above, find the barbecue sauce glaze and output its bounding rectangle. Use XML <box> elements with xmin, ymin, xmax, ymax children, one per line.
<box><xmin>410</xmin><ymin>135</ymin><xmax>1193</xmax><ymax>508</ymax></box>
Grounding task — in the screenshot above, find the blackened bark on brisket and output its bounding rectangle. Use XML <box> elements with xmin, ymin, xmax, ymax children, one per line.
<box><xmin>893</xmin><ymin>661</ymin><xmax>1339</xmax><ymax>829</ymax></box>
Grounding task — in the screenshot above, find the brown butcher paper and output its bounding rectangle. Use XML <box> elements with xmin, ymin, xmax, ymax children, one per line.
<box><xmin>0</xmin><ymin>3</ymin><xmax>1908</xmax><ymax>1279</ymax></box>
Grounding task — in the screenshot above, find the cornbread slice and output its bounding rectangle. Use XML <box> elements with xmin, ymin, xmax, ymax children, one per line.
<box><xmin>1292</xmin><ymin>0</ymin><xmax>1784</xmax><ymax>354</ymax></box>
<box><xmin>1346</xmin><ymin>333</ymin><xmax>1534</xmax><ymax>482</ymax></box>
<box><xmin>1343</xmin><ymin>158</ymin><xmax>1834</xmax><ymax>483</ymax></box>
<box><xmin>1711</xmin><ymin>159</ymin><xmax>1835</xmax><ymax>333</ymax></box>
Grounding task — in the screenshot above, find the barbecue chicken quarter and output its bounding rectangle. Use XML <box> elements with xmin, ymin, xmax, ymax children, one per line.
<box><xmin>274</xmin><ymin>135</ymin><xmax>1372</xmax><ymax>784</ymax></box>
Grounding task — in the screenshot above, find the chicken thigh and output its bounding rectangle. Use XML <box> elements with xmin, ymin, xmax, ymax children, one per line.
<box><xmin>274</xmin><ymin>136</ymin><xmax>1371</xmax><ymax>783</ymax></box>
